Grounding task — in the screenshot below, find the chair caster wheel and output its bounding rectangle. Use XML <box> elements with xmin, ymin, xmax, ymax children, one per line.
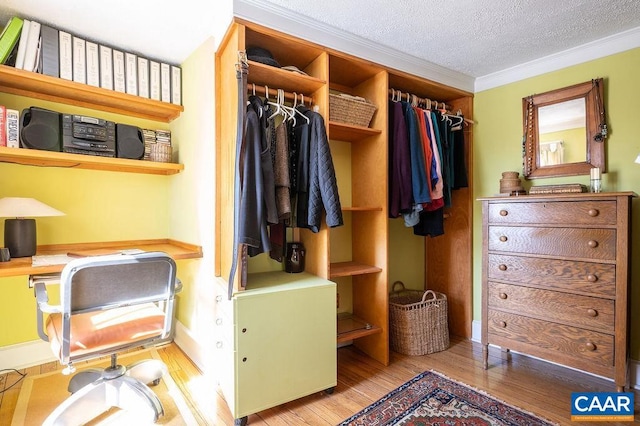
<box><xmin>234</xmin><ymin>416</ymin><xmax>248</xmax><ymax>425</ymax></box>
<box><xmin>324</xmin><ymin>386</ymin><xmax>335</xmax><ymax>395</ymax></box>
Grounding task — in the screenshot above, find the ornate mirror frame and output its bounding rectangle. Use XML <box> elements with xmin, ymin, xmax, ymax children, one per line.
<box><xmin>522</xmin><ymin>78</ymin><xmax>606</xmax><ymax>179</ymax></box>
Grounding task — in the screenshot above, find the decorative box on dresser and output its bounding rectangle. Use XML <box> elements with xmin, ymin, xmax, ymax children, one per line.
<box><xmin>479</xmin><ymin>192</ymin><xmax>636</xmax><ymax>392</ymax></box>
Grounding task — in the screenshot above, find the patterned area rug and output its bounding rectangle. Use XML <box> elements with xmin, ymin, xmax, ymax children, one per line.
<box><xmin>339</xmin><ymin>370</ymin><xmax>556</xmax><ymax>425</ymax></box>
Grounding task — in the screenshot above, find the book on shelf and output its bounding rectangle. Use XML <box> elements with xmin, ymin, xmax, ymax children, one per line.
<box><xmin>3</xmin><ymin>37</ymin><xmax>19</xmax><ymax>67</ymax></box>
<box><xmin>58</xmin><ymin>30</ymin><xmax>72</xmax><ymax>80</ymax></box>
<box><xmin>149</xmin><ymin>60</ymin><xmax>160</xmax><ymax>101</ymax></box>
<box><xmin>171</xmin><ymin>65</ymin><xmax>181</xmax><ymax>106</ymax></box>
<box><xmin>528</xmin><ymin>184</ymin><xmax>588</xmax><ymax>194</ymax></box>
<box><xmin>85</xmin><ymin>41</ymin><xmax>99</xmax><ymax>87</ymax></box>
<box><xmin>1</xmin><ymin>16</ymin><xmax>24</xmax><ymax>65</ymax></box>
<box><xmin>125</xmin><ymin>52</ymin><xmax>137</xmax><ymax>95</ymax></box>
<box><xmin>39</xmin><ymin>24</ymin><xmax>59</xmax><ymax>77</ymax></box>
<box><xmin>0</xmin><ymin>105</ymin><xmax>6</xmax><ymax>146</ymax></box>
<box><xmin>5</xmin><ymin>108</ymin><xmax>19</xmax><ymax>148</ymax></box>
<box><xmin>72</xmin><ymin>35</ymin><xmax>86</xmax><ymax>83</ymax></box>
<box><xmin>13</xmin><ymin>18</ymin><xmax>29</xmax><ymax>68</ymax></box>
<box><xmin>160</xmin><ymin>63</ymin><xmax>171</xmax><ymax>103</ymax></box>
<box><xmin>137</xmin><ymin>56</ymin><xmax>149</xmax><ymax>98</ymax></box>
<box><xmin>21</xmin><ymin>20</ymin><xmax>40</xmax><ymax>72</ymax></box>
<box><xmin>99</xmin><ymin>45</ymin><xmax>113</xmax><ymax>90</ymax></box>
<box><xmin>113</xmin><ymin>49</ymin><xmax>125</xmax><ymax>92</ymax></box>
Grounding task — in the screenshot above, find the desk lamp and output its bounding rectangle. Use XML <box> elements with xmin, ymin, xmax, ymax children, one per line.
<box><xmin>0</xmin><ymin>197</ymin><xmax>65</xmax><ymax>258</ymax></box>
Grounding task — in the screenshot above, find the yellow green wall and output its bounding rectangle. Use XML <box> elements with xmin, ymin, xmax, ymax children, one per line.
<box><xmin>473</xmin><ymin>47</ymin><xmax>640</xmax><ymax>358</ymax></box>
<box><xmin>0</xmin><ymin>94</ymin><xmax>174</xmax><ymax>347</ymax></box>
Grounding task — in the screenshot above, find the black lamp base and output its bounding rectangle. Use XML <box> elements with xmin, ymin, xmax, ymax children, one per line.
<box><xmin>4</xmin><ymin>218</ymin><xmax>37</xmax><ymax>258</ymax></box>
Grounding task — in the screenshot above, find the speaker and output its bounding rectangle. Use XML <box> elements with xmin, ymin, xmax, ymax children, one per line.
<box><xmin>116</xmin><ymin>124</ymin><xmax>145</xmax><ymax>159</ymax></box>
<box><xmin>20</xmin><ymin>107</ymin><xmax>61</xmax><ymax>151</ymax></box>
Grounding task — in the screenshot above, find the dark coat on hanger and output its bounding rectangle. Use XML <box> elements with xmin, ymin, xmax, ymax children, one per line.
<box><xmin>297</xmin><ymin>105</ymin><xmax>343</xmax><ymax>233</ymax></box>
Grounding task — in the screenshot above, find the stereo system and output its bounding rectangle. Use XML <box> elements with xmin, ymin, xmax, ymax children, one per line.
<box><xmin>20</xmin><ymin>107</ymin><xmax>146</xmax><ymax>160</ymax></box>
<box><xmin>62</xmin><ymin>113</ymin><xmax>116</xmax><ymax>157</ymax></box>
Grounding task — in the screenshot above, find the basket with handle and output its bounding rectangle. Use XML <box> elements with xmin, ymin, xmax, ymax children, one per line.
<box><xmin>389</xmin><ymin>281</ymin><xmax>449</xmax><ymax>355</ymax></box>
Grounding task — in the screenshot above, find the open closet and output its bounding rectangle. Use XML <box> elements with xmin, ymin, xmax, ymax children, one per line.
<box><xmin>215</xmin><ymin>18</ymin><xmax>473</xmax><ymax>425</ymax></box>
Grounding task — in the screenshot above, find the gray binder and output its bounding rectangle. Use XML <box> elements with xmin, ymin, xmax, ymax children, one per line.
<box><xmin>40</xmin><ymin>24</ymin><xmax>59</xmax><ymax>77</ymax></box>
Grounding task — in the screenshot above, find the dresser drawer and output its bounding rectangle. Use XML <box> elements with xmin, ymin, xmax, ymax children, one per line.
<box><xmin>488</xmin><ymin>282</ymin><xmax>614</xmax><ymax>333</ymax></box>
<box><xmin>487</xmin><ymin>310</ymin><xmax>613</xmax><ymax>368</ymax></box>
<box><xmin>487</xmin><ymin>254</ymin><xmax>616</xmax><ymax>297</ymax></box>
<box><xmin>488</xmin><ymin>200</ymin><xmax>616</xmax><ymax>225</ymax></box>
<box><xmin>488</xmin><ymin>226</ymin><xmax>616</xmax><ymax>261</ymax></box>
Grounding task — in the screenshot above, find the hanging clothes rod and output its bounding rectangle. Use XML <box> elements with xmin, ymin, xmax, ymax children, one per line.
<box><xmin>248</xmin><ymin>84</ymin><xmax>314</xmax><ymax>106</ymax></box>
<box><xmin>388</xmin><ymin>88</ymin><xmax>449</xmax><ymax>111</ymax></box>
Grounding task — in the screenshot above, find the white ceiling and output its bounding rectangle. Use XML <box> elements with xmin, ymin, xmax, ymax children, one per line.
<box><xmin>2</xmin><ymin>0</ymin><xmax>640</xmax><ymax>91</ymax></box>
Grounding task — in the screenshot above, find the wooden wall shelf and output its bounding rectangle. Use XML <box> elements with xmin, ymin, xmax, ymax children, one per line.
<box><xmin>0</xmin><ymin>239</ymin><xmax>202</xmax><ymax>278</ymax></box>
<box><xmin>0</xmin><ymin>65</ymin><xmax>183</xmax><ymax>122</ymax></box>
<box><xmin>0</xmin><ymin>146</ymin><xmax>183</xmax><ymax>175</ymax></box>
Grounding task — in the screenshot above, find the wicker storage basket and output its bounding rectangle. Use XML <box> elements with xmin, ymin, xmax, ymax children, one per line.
<box><xmin>389</xmin><ymin>281</ymin><xmax>449</xmax><ymax>356</ymax></box>
<box><xmin>329</xmin><ymin>93</ymin><xmax>377</xmax><ymax>127</ymax></box>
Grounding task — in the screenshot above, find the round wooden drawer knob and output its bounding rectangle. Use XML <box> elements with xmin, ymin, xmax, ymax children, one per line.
<box><xmin>500</xmin><ymin>321</ymin><xmax>507</xmax><ymax>328</ymax></box>
<box><xmin>587</xmin><ymin>309</ymin><xmax>598</xmax><ymax>317</ymax></box>
<box><xmin>588</xmin><ymin>240</ymin><xmax>598</xmax><ymax>248</ymax></box>
<box><xmin>585</xmin><ymin>342</ymin><xmax>597</xmax><ymax>351</ymax></box>
<box><xmin>499</xmin><ymin>293</ymin><xmax>508</xmax><ymax>299</ymax></box>
<box><xmin>499</xmin><ymin>210</ymin><xmax>508</xmax><ymax>216</ymax></box>
<box><xmin>587</xmin><ymin>274</ymin><xmax>598</xmax><ymax>282</ymax></box>
<box><xmin>498</xmin><ymin>264</ymin><xmax>507</xmax><ymax>271</ymax></box>
<box><xmin>588</xmin><ymin>209</ymin><xmax>599</xmax><ymax>217</ymax></box>
<box><xmin>499</xmin><ymin>235</ymin><xmax>508</xmax><ymax>242</ymax></box>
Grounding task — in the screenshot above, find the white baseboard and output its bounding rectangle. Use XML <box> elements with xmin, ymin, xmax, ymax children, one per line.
<box><xmin>172</xmin><ymin>320</ymin><xmax>206</xmax><ymax>373</ymax></box>
<box><xmin>471</xmin><ymin>320</ymin><xmax>639</xmax><ymax>389</ymax></box>
<box><xmin>0</xmin><ymin>340</ymin><xmax>55</xmax><ymax>371</ymax></box>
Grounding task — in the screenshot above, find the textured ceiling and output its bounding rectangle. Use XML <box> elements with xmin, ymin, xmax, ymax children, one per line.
<box><xmin>260</xmin><ymin>0</ymin><xmax>640</xmax><ymax>77</ymax></box>
<box><xmin>1</xmin><ymin>0</ymin><xmax>640</xmax><ymax>83</ymax></box>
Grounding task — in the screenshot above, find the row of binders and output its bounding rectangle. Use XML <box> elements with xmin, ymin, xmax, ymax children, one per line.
<box><xmin>0</xmin><ymin>16</ymin><xmax>181</xmax><ymax>106</ymax></box>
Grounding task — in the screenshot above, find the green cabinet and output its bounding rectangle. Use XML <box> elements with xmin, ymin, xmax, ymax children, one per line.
<box><xmin>216</xmin><ymin>272</ymin><xmax>336</xmax><ymax>422</ymax></box>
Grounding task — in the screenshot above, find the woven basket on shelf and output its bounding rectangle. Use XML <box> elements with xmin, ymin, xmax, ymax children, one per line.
<box><xmin>329</xmin><ymin>93</ymin><xmax>377</xmax><ymax>127</ymax></box>
<box><xmin>389</xmin><ymin>281</ymin><xmax>449</xmax><ymax>356</ymax></box>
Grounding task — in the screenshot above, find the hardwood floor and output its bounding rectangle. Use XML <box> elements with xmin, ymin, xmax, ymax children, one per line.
<box><xmin>1</xmin><ymin>337</ymin><xmax>638</xmax><ymax>425</ymax></box>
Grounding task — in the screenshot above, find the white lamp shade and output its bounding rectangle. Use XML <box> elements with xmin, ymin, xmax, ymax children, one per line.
<box><xmin>0</xmin><ymin>197</ymin><xmax>65</xmax><ymax>218</ymax></box>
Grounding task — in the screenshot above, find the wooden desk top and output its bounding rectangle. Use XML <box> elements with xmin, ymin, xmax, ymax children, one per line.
<box><xmin>0</xmin><ymin>239</ymin><xmax>202</xmax><ymax>277</ymax></box>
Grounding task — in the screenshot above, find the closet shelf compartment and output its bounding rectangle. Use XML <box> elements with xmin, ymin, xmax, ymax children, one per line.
<box><xmin>247</xmin><ymin>60</ymin><xmax>325</xmax><ymax>97</ymax></box>
<box><xmin>329</xmin><ymin>121</ymin><xmax>382</xmax><ymax>142</ymax></box>
<box><xmin>0</xmin><ymin>65</ymin><xmax>183</xmax><ymax>122</ymax></box>
<box><xmin>0</xmin><ymin>146</ymin><xmax>184</xmax><ymax>175</ymax></box>
<box><xmin>330</xmin><ymin>261</ymin><xmax>382</xmax><ymax>278</ymax></box>
<box><xmin>337</xmin><ymin>313</ymin><xmax>382</xmax><ymax>343</ymax></box>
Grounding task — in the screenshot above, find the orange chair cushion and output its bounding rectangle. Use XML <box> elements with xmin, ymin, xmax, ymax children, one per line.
<box><xmin>46</xmin><ymin>303</ymin><xmax>166</xmax><ymax>360</ymax></box>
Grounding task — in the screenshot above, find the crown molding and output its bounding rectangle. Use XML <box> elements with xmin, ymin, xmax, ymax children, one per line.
<box><xmin>233</xmin><ymin>0</ymin><xmax>475</xmax><ymax>93</ymax></box>
<box><xmin>475</xmin><ymin>26</ymin><xmax>640</xmax><ymax>92</ymax></box>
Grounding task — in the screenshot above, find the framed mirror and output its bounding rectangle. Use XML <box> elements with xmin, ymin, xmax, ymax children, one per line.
<box><xmin>522</xmin><ymin>78</ymin><xmax>606</xmax><ymax>179</ymax></box>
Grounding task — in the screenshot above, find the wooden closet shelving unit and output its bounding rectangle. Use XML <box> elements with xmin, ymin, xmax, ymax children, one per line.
<box><xmin>215</xmin><ymin>17</ymin><xmax>474</xmax><ymax>425</ymax></box>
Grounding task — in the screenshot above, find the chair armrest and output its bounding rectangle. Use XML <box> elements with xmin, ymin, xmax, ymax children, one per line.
<box><xmin>34</xmin><ymin>282</ymin><xmax>62</xmax><ymax>314</ymax></box>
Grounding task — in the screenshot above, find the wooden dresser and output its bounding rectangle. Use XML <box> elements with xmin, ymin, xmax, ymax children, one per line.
<box><xmin>479</xmin><ymin>192</ymin><xmax>635</xmax><ymax>391</ymax></box>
